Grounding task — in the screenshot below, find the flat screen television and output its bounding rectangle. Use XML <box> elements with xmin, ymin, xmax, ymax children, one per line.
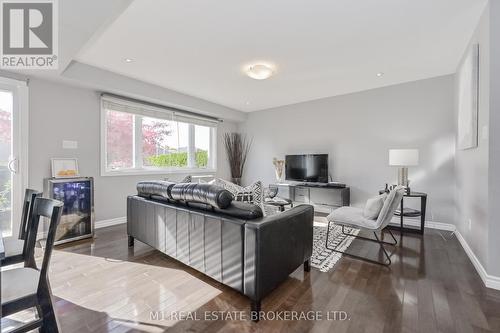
<box><xmin>285</xmin><ymin>154</ymin><xmax>328</xmax><ymax>183</ymax></box>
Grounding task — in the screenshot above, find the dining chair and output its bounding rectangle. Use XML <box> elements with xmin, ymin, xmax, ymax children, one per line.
<box><xmin>1</xmin><ymin>197</ymin><xmax>63</xmax><ymax>333</ymax></box>
<box><xmin>0</xmin><ymin>189</ymin><xmax>41</xmax><ymax>267</ymax></box>
<box><xmin>325</xmin><ymin>186</ymin><xmax>405</xmax><ymax>266</ymax></box>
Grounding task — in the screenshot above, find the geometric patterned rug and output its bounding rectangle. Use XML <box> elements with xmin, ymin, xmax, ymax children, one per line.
<box><xmin>310</xmin><ymin>218</ymin><xmax>359</xmax><ymax>272</ymax></box>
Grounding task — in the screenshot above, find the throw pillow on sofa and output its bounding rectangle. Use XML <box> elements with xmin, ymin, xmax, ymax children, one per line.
<box><xmin>162</xmin><ymin>175</ymin><xmax>192</xmax><ymax>183</ymax></box>
<box><xmin>180</xmin><ymin>175</ymin><xmax>192</xmax><ymax>183</ymax></box>
<box><xmin>211</xmin><ymin>178</ymin><xmax>267</xmax><ymax>216</ymax></box>
<box><xmin>363</xmin><ymin>193</ymin><xmax>387</xmax><ymax>220</ymax></box>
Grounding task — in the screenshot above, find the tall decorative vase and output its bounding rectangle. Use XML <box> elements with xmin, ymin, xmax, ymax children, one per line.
<box><xmin>273</xmin><ymin>158</ymin><xmax>285</xmax><ymax>183</ymax></box>
<box><xmin>223</xmin><ymin>133</ymin><xmax>252</xmax><ymax>185</ymax></box>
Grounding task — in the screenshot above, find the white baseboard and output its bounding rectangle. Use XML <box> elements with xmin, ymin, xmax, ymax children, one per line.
<box><xmin>388</xmin><ymin>217</ymin><xmax>456</xmax><ymax>232</ymax></box>
<box><xmin>95</xmin><ymin>216</ymin><xmax>127</xmax><ymax>229</ymax></box>
<box><xmin>455</xmin><ymin>231</ymin><xmax>500</xmax><ymax>290</ymax></box>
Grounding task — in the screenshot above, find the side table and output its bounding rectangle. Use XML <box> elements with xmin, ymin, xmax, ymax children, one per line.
<box><xmin>265</xmin><ymin>198</ymin><xmax>293</xmax><ymax>212</ymax></box>
<box><xmin>379</xmin><ymin>190</ymin><xmax>427</xmax><ymax>234</ymax></box>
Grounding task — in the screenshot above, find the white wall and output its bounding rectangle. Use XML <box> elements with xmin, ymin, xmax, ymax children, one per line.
<box><xmin>63</xmin><ymin>62</ymin><xmax>247</xmax><ymax>123</ymax></box>
<box><xmin>240</xmin><ymin>75</ymin><xmax>456</xmax><ymax>224</ymax></box>
<box><xmin>454</xmin><ymin>4</ymin><xmax>490</xmax><ymax>271</ymax></box>
<box><xmin>27</xmin><ymin>78</ymin><xmax>238</xmax><ymax>222</ymax></box>
<box><xmin>488</xmin><ymin>0</ymin><xmax>500</xmax><ymax>277</ymax></box>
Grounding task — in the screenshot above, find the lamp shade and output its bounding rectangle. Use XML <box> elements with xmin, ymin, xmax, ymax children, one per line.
<box><xmin>389</xmin><ymin>149</ymin><xmax>419</xmax><ymax>166</ymax></box>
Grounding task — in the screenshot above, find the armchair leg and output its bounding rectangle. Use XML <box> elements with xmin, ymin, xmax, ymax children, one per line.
<box><xmin>304</xmin><ymin>259</ymin><xmax>311</xmax><ymax>272</ymax></box>
<box><xmin>325</xmin><ymin>222</ymin><xmax>396</xmax><ymax>266</ymax></box>
<box><xmin>128</xmin><ymin>235</ymin><xmax>134</xmax><ymax>247</ymax></box>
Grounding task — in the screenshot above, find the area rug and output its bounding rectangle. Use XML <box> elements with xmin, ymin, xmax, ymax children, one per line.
<box><xmin>311</xmin><ymin>217</ymin><xmax>359</xmax><ymax>272</ymax></box>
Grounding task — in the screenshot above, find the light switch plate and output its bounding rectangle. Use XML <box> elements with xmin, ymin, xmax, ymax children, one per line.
<box><xmin>481</xmin><ymin>125</ymin><xmax>488</xmax><ymax>140</ymax></box>
<box><xmin>62</xmin><ymin>140</ymin><xmax>78</xmax><ymax>149</ymax></box>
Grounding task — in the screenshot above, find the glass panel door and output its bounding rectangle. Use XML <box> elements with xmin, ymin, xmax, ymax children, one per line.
<box><xmin>0</xmin><ymin>77</ymin><xmax>28</xmax><ymax>239</ymax></box>
<box><xmin>0</xmin><ymin>90</ymin><xmax>13</xmax><ymax>236</ymax></box>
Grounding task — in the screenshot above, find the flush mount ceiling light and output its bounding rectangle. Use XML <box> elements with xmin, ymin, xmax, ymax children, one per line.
<box><xmin>376</xmin><ymin>72</ymin><xmax>384</xmax><ymax>77</ymax></box>
<box><xmin>245</xmin><ymin>63</ymin><xmax>275</xmax><ymax>80</ymax></box>
<box><xmin>124</xmin><ymin>58</ymin><xmax>134</xmax><ymax>63</ymax></box>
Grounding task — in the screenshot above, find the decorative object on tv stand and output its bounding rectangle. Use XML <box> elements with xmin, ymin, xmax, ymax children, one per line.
<box><xmin>223</xmin><ymin>132</ymin><xmax>252</xmax><ymax>186</ymax></box>
<box><xmin>51</xmin><ymin>158</ymin><xmax>79</xmax><ymax>178</ymax></box>
<box><xmin>389</xmin><ymin>149</ymin><xmax>419</xmax><ymax>190</ymax></box>
<box><xmin>44</xmin><ymin>177</ymin><xmax>94</xmax><ymax>245</ymax></box>
<box><xmin>272</xmin><ymin>158</ymin><xmax>285</xmax><ymax>182</ymax></box>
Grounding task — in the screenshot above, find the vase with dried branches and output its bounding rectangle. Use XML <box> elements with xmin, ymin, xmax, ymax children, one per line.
<box><xmin>223</xmin><ymin>132</ymin><xmax>252</xmax><ymax>185</ymax></box>
<box><xmin>273</xmin><ymin>158</ymin><xmax>285</xmax><ymax>182</ymax></box>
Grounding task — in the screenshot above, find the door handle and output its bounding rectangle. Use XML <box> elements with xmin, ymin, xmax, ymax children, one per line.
<box><xmin>8</xmin><ymin>158</ymin><xmax>17</xmax><ymax>174</ymax></box>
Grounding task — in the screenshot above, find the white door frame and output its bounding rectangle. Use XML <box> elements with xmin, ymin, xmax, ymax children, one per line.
<box><xmin>0</xmin><ymin>76</ymin><xmax>29</xmax><ymax>239</ymax></box>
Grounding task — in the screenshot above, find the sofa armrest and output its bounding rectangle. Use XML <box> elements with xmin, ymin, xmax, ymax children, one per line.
<box><xmin>243</xmin><ymin>204</ymin><xmax>314</xmax><ymax>301</ymax></box>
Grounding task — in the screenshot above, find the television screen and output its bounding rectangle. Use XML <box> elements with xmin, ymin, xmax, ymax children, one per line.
<box><xmin>285</xmin><ymin>154</ymin><xmax>328</xmax><ymax>183</ymax></box>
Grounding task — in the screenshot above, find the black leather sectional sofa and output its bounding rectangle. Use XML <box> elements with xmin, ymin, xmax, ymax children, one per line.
<box><xmin>127</xmin><ymin>181</ymin><xmax>314</xmax><ymax>319</ymax></box>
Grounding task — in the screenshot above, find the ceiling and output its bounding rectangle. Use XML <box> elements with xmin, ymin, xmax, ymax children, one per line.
<box><xmin>76</xmin><ymin>0</ymin><xmax>486</xmax><ymax>112</ymax></box>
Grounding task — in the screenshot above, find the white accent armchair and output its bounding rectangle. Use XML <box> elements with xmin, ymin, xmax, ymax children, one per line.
<box><xmin>325</xmin><ymin>186</ymin><xmax>405</xmax><ymax>265</ymax></box>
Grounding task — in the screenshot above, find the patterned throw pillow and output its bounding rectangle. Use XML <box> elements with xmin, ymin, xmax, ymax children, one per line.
<box><xmin>211</xmin><ymin>178</ymin><xmax>266</xmax><ymax>216</ymax></box>
<box><xmin>180</xmin><ymin>175</ymin><xmax>192</xmax><ymax>183</ymax></box>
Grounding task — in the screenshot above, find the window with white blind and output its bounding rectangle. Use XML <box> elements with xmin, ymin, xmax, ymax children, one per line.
<box><xmin>101</xmin><ymin>95</ymin><xmax>217</xmax><ymax>176</ymax></box>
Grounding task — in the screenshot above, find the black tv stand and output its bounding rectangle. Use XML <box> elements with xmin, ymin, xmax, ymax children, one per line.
<box><xmin>271</xmin><ymin>183</ymin><xmax>350</xmax><ymax>213</ymax></box>
<box><xmin>297</xmin><ymin>182</ymin><xmax>346</xmax><ymax>188</ymax></box>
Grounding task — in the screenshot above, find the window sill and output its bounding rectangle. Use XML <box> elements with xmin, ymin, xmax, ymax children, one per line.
<box><xmin>100</xmin><ymin>168</ymin><xmax>217</xmax><ymax>177</ymax></box>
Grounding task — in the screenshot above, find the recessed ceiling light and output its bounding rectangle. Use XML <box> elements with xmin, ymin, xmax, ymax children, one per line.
<box><xmin>376</xmin><ymin>72</ymin><xmax>384</xmax><ymax>77</ymax></box>
<box><xmin>245</xmin><ymin>63</ymin><xmax>275</xmax><ymax>80</ymax></box>
<box><xmin>245</xmin><ymin>101</ymin><xmax>250</xmax><ymax>105</ymax></box>
<box><xmin>124</xmin><ymin>58</ymin><xmax>134</xmax><ymax>63</ymax></box>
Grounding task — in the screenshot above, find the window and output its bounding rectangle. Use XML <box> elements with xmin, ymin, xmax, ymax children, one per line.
<box><xmin>101</xmin><ymin>96</ymin><xmax>217</xmax><ymax>175</ymax></box>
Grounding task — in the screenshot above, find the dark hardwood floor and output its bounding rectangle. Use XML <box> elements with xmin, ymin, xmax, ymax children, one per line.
<box><xmin>7</xmin><ymin>223</ymin><xmax>500</xmax><ymax>333</ymax></box>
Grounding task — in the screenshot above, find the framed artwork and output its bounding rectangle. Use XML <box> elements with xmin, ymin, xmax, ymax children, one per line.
<box><xmin>51</xmin><ymin>158</ymin><xmax>80</xmax><ymax>178</ymax></box>
<box><xmin>457</xmin><ymin>43</ymin><xmax>479</xmax><ymax>150</ymax></box>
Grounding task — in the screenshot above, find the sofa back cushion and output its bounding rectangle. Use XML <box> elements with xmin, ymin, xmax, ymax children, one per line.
<box><xmin>137</xmin><ymin>181</ymin><xmax>176</xmax><ymax>200</ymax></box>
<box><xmin>170</xmin><ymin>183</ymin><xmax>234</xmax><ymax>209</ymax></box>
